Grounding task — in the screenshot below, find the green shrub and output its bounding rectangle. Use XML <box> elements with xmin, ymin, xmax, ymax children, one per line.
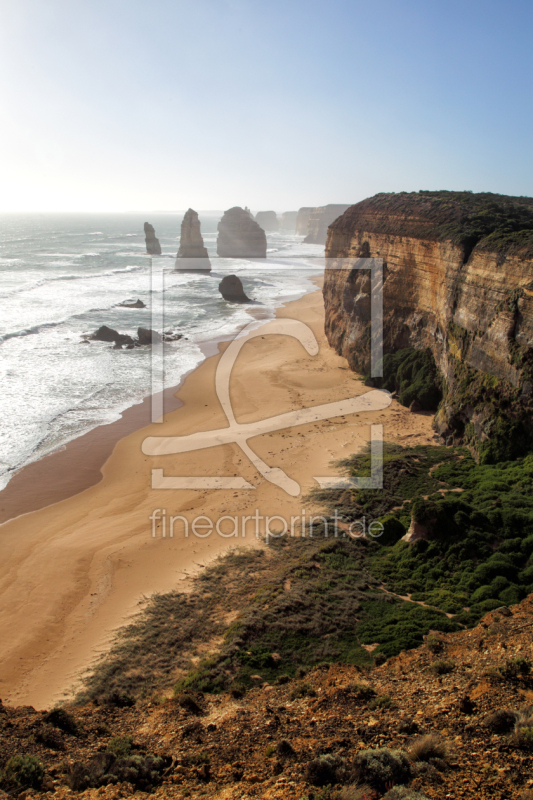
<box><xmin>305</xmin><ymin>753</ymin><xmax>345</xmax><ymax>786</ymax></box>
<box><xmin>291</xmin><ymin>681</ymin><xmax>317</xmax><ymax>700</ymax></box>
<box><xmin>351</xmin><ymin>748</ymin><xmax>411</xmax><ymax>792</ymax></box>
<box><xmin>369</xmin><ymin>694</ymin><xmax>393</xmax><ymax>710</ymax></box>
<box><xmin>4</xmin><ymin>755</ymin><xmax>44</xmax><ymax>790</ymax></box>
<box><xmin>107</xmin><ymin>735</ymin><xmax>134</xmax><ymax>757</ymax></box>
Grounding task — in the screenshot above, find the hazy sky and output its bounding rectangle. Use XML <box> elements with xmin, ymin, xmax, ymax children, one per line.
<box><xmin>1</xmin><ymin>0</ymin><xmax>532</xmax><ymax>212</ymax></box>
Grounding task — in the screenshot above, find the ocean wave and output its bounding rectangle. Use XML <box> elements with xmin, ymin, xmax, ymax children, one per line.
<box><xmin>0</xmin><ymin>264</ymin><xmax>146</xmax><ymax>299</ymax></box>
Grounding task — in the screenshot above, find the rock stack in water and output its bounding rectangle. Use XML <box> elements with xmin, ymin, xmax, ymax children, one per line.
<box><xmin>218</xmin><ymin>275</ymin><xmax>251</xmax><ymax>303</ymax></box>
<box><xmin>175</xmin><ymin>208</ymin><xmax>211</xmax><ymax>271</ymax></box>
<box><xmin>280</xmin><ymin>211</ymin><xmax>298</xmax><ymax>232</ymax></box>
<box><xmin>217</xmin><ymin>207</ymin><xmax>267</xmax><ymax>258</ymax></box>
<box><xmin>304</xmin><ymin>204</ymin><xmax>351</xmax><ymax>244</ymax></box>
<box><xmin>295</xmin><ymin>207</ymin><xmax>313</xmax><ymax>236</ymax></box>
<box><xmin>255</xmin><ymin>211</ymin><xmax>279</xmax><ymax>231</ymax></box>
<box><xmin>144</xmin><ymin>222</ymin><xmax>161</xmax><ymax>255</ymax></box>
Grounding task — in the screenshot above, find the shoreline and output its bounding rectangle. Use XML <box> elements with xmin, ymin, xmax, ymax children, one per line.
<box><xmin>0</xmin><ymin>284</ymin><xmax>436</xmax><ymax>709</ymax></box>
<box><xmin>0</xmin><ymin>284</ymin><xmax>312</xmax><ymax>526</ymax></box>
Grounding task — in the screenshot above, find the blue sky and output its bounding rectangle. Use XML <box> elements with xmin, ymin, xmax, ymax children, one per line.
<box><xmin>0</xmin><ymin>0</ymin><xmax>532</xmax><ymax>211</ymax></box>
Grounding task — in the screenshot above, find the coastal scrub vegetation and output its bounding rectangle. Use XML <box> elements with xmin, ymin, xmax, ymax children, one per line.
<box><xmin>76</xmin><ymin>442</ymin><xmax>533</xmax><ymax>705</ymax></box>
<box><xmin>314</xmin><ymin>443</ymin><xmax>533</xmax><ymax>626</ymax></box>
<box><xmin>365</xmin><ymin>347</ymin><xmax>442</xmax><ymax>411</ymax></box>
<box><xmin>361</xmin><ymin>190</ymin><xmax>533</xmax><ymax>258</ymax></box>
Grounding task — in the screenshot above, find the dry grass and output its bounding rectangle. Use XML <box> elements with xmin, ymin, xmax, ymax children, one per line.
<box><xmin>408</xmin><ymin>733</ymin><xmax>450</xmax><ymax>763</ymax></box>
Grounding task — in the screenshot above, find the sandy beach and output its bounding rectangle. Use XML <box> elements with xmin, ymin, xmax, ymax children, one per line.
<box><xmin>0</xmin><ymin>283</ymin><xmax>436</xmax><ymax>710</ymax></box>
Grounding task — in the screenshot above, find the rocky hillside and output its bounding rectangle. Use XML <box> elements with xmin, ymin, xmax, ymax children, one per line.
<box><xmin>323</xmin><ymin>191</ymin><xmax>533</xmax><ymax>460</ymax></box>
<box><xmin>1</xmin><ymin>598</ymin><xmax>533</xmax><ymax>800</ymax></box>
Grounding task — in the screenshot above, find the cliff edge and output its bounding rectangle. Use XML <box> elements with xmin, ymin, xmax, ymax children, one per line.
<box><xmin>323</xmin><ymin>191</ymin><xmax>533</xmax><ymax>460</ymax></box>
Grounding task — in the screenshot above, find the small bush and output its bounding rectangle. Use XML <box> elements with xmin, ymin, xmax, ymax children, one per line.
<box><xmin>483</xmin><ymin>708</ymin><xmax>517</xmax><ymax>733</ymax></box>
<box><xmin>432</xmin><ymin>659</ymin><xmax>455</xmax><ymax>675</ymax></box>
<box><xmin>425</xmin><ymin>634</ymin><xmax>444</xmax><ymax>654</ymax></box>
<box><xmin>291</xmin><ymin>681</ymin><xmax>317</xmax><ymax>700</ymax></box>
<box><xmin>43</xmin><ymin>707</ymin><xmax>78</xmax><ymax>734</ymax></box>
<box><xmin>369</xmin><ymin>694</ymin><xmax>393</xmax><ymax>710</ymax></box>
<box><xmin>4</xmin><ymin>755</ymin><xmax>44</xmax><ymax>790</ymax></box>
<box><xmin>512</xmin><ymin>707</ymin><xmax>533</xmax><ymax>750</ymax></box>
<box><xmin>277</xmin><ymin>674</ymin><xmax>291</xmax><ymax>685</ymax></box>
<box><xmin>351</xmin><ymin>748</ymin><xmax>411</xmax><ymax>792</ymax></box>
<box><xmin>408</xmin><ymin>734</ymin><xmax>449</xmax><ymax>763</ymax></box>
<box><xmin>68</xmin><ymin>752</ymin><xmax>165</xmax><ymax>791</ymax></box>
<box><xmin>277</xmin><ymin>738</ymin><xmax>296</xmax><ymax>758</ymax></box>
<box><xmin>305</xmin><ymin>753</ymin><xmax>345</xmax><ymax>786</ymax></box>
<box><xmin>500</xmin><ymin>657</ymin><xmax>531</xmax><ymax>680</ymax></box>
<box><xmin>36</xmin><ymin>723</ymin><xmax>66</xmax><ymax>750</ymax></box>
<box><xmin>347</xmin><ymin>682</ymin><xmax>376</xmax><ymax>700</ymax></box>
<box><xmin>333</xmin><ymin>786</ymin><xmax>374</xmax><ymax>800</ymax></box>
<box><xmin>108</xmin><ymin>735</ymin><xmax>134</xmax><ymax>757</ymax></box>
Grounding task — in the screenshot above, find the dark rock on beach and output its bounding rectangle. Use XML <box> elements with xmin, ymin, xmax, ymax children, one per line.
<box><xmin>218</xmin><ymin>275</ymin><xmax>251</xmax><ymax>303</ymax></box>
<box><xmin>144</xmin><ymin>222</ymin><xmax>161</xmax><ymax>255</ymax></box>
<box><xmin>217</xmin><ymin>207</ymin><xmax>267</xmax><ymax>258</ymax></box>
<box><xmin>175</xmin><ymin>208</ymin><xmax>211</xmax><ymax>271</ymax></box>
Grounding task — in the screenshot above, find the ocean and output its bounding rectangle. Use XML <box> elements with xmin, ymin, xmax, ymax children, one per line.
<box><xmin>0</xmin><ymin>212</ymin><xmax>323</xmax><ymax>491</ymax></box>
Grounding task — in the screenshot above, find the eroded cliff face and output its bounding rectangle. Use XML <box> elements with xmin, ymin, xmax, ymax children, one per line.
<box><xmin>304</xmin><ymin>204</ymin><xmax>351</xmax><ymax>244</ymax></box>
<box><xmin>323</xmin><ymin>192</ymin><xmax>533</xmax><ymax>456</ymax></box>
<box><xmin>175</xmin><ymin>208</ymin><xmax>211</xmax><ymax>271</ymax></box>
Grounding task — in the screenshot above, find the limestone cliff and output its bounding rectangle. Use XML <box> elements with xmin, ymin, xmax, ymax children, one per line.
<box><xmin>304</xmin><ymin>204</ymin><xmax>351</xmax><ymax>244</ymax></box>
<box><xmin>217</xmin><ymin>207</ymin><xmax>267</xmax><ymax>258</ymax></box>
<box><xmin>323</xmin><ymin>191</ymin><xmax>533</xmax><ymax>460</ymax></box>
<box><xmin>175</xmin><ymin>208</ymin><xmax>211</xmax><ymax>271</ymax></box>
<box><xmin>255</xmin><ymin>210</ymin><xmax>279</xmax><ymax>231</ymax></box>
<box><xmin>280</xmin><ymin>211</ymin><xmax>298</xmax><ymax>232</ymax></box>
<box><xmin>295</xmin><ymin>207</ymin><xmax>313</xmax><ymax>235</ymax></box>
<box><xmin>144</xmin><ymin>222</ymin><xmax>161</xmax><ymax>255</ymax></box>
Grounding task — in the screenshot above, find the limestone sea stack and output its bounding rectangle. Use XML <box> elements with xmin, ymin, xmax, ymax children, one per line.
<box><xmin>255</xmin><ymin>211</ymin><xmax>279</xmax><ymax>231</ymax></box>
<box><xmin>295</xmin><ymin>207</ymin><xmax>313</xmax><ymax>235</ymax></box>
<box><xmin>217</xmin><ymin>207</ymin><xmax>267</xmax><ymax>258</ymax></box>
<box><xmin>175</xmin><ymin>208</ymin><xmax>211</xmax><ymax>271</ymax></box>
<box><xmin>218</xmin><ymin>275</ymin><xmax>251</xmax><ymax>303</ymax></box>
<box><xmin>304</xmin><ymin>204</ymin><xmax>351</xmax><ymax>244</ymax></box>
<box><xmin>144</xmin><ymin>222</ymin><xmax>161</xmax><ymax>255</ymax></box>
<box><xmin>280</xmin><ymin>211</ymin><xmax>298</xmax><ymax>232</ymax></box>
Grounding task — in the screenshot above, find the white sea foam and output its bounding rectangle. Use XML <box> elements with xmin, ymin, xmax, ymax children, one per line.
<box><xmin>0</xmin><ymin>212</ymin><xmax>322</xmax><ymax>490</ymax></box>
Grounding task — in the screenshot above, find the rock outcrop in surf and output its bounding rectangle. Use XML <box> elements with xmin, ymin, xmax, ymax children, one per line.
<box><xmin>218</xmin><ymin>275</ymin><xmax>251</xmax><ymax>303</ymax></box>
<box><xmin>217</xmin><ymin>207</ymin><xmax>267</xmax><ymax>258</ymax></box>
<box><xmin>255</xmin><ymin>211</ymin><xmax>279</xmax><ymax>231</ymax></box>
<box><xmin>144</xmin><ymin>222</ymin><xmax>161</xmax><ymax>255</ymax></box>
<box><xmin>175</xmin><ymin>209</ymin><xmax>211</xmax><ymax>271</ymax></box>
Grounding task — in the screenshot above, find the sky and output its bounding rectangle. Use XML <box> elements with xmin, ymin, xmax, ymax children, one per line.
<box><xmin>0</xmin><ymin>0</ymin><xmax>532</xmax><ymax>212</ymax></box>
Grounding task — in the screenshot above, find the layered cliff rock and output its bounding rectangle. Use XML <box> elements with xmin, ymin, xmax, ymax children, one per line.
<box><xmin>175</xmin><ymin>208</ymin><xmax>211</xmax><ymax>271</ymax></box>
<box><xmin>255</xmin><ymin>210</ymin><xmax>279</xmax><ymax>231</ymax></box>
<box><xmin>304</xmin><ymin>204</ymin><xmax>351</xmax><ymax>244</ymax></box>
<box><xmin>280</xmin><ymin>211</ymin><xmax>298</xmax><ymax>232</ymax></box>
<box><xmin>295</xmin><ymin>207</ymin><xmax>313</xmax><ymax>235</ymax></box>
<box><xmin>144</xmin><ymin>222</ymin><xmax>161</xmax><ymax>255</ymax></box>
<box><xmin>217</xmin><ymin>207</ymin><xmax>267</xmax><ymax>258</ymax></box>
<box><xmin>323</xmin><ymin>191</ymin><xmax>533</xmax><ymax>460</ymax></box>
